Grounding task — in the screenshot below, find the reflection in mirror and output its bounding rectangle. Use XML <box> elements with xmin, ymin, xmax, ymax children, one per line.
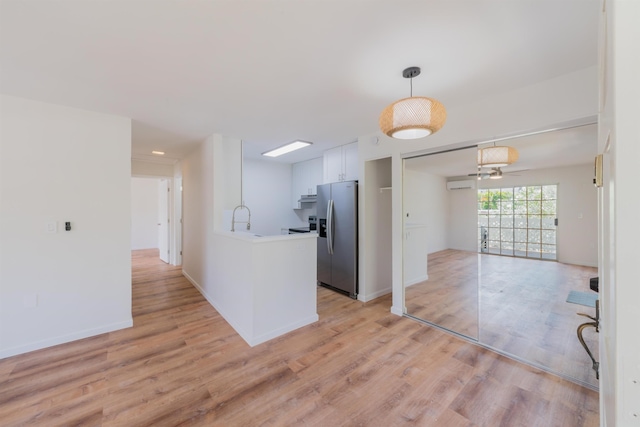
<box><xmin>402</xmin><ymin>123</ymin><xmax>599</xmax><ymax>389</ymax></box>
<box><xmin>403</xmin><ymin>147</ymin><xmax>479</xmax><ymax>340</ymax></box>
<box><xmin>477</xmin><ymin>124</ymin><xmax>599</xmax><ymax>388</ymax></box>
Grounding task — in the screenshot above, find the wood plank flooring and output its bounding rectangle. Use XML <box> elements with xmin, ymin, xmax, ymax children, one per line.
<box><xmin>405</xmin><ymin>249</ymin><xmax>599</xmax><ymax>388</ymax></box>
<box><xmin>0</xmin><ymin>249</ymin><xmax>599</xmax><ymax>426</ymax></box>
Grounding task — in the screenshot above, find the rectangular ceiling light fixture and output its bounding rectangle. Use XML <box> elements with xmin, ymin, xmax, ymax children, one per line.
<box><xmin>262</xmin><ymin>140</ymin><xmax>312</xmax><ymax>157</ymax></box>
<box><xmin>151</xmin><ymin>150</ymin><xmax>165</xmax><ymax>155</ymax></box>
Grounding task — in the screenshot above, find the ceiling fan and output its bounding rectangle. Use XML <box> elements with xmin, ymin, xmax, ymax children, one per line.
<box><xmin>468</xmin><ymin>167</ymin><xmax>522</xmax><ymax>180</ymax></box>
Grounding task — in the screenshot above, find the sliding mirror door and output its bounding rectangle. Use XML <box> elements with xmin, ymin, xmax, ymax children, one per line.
<box><xmin>402</xmin><ymin>124</ymin><xmax>599</xmax><ymax>388</ymax></box>
<box><xmin>403</xmin><ymin>147</ymin><xmax>479</xmax><ymax>340</ymax></box>
<box><xmin>477</xmin><ymin>125</ymin><xmax>599</xmax><ymax>388</ymax></box>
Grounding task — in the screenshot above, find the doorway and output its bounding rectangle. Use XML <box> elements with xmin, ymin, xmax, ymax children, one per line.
<box><xmin>131</xmin><ymin>176</ymin><xmax>181</xmax><ymax>266</ymax></box>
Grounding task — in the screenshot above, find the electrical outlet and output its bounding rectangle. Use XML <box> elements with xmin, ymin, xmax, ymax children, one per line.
<box><xmin>46</xmin><ymin>221</ymin><xmax>57</xmax><ymax>233</ymax></box>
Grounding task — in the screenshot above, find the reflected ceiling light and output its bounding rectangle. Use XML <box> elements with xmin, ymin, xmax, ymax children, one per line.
<box><xmin>379</xmin><ymin>67</ymin><xmax>446</xmax><ymax>139</ymax></box>
<box><xmin>489</xmin><ymin>168</ymin><xmax>503</xmax><ymax>179</ymax></box>
<box><xmin>477</xmin><ymin>145</ymin><xmax>519</xmax><ymax>168</ymax></box>
<box><xmin>262</xmin><ymin>140</ymin><xmax>312</xmax><ymax>157</ymax></box>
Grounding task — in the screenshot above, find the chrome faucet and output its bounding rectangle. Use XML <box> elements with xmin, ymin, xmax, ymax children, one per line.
<box><xmin>231</xmin><ymin>204</ymin><xmax>251</xmax><ymax>232</ymax></box>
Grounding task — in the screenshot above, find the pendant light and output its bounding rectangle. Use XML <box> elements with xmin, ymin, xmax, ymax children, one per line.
<box><xmin>477</xmin><ymin>144</ymin><xmax>519</xmax><ymax>168</ymax></box>
<box><xmin>379</xmin><ymin>67</ymin><xmax>447</xmax><ymax>139</ymax></box>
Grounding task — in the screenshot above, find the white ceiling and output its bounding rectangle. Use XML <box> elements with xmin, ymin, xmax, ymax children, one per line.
<box><xmin>0</xmin><ymin>0</ymin><xmax>598</xmax><ymax>164</ymax></box>
<box><xmin>404</xmin><ymin>123</ymin><xmax>598</xmax><ymax>177</ymax></box>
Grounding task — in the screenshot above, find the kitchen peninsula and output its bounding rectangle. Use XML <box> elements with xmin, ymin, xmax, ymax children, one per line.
<box><xmin>194</xmin><ymin>230</ymin><xmax>318</xmax><ymax>347</ymax></box>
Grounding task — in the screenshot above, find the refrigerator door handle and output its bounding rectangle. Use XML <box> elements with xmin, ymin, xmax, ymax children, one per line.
<box><xmin>327</xmin><ymin>199</ymin><xmax>334</xmax><ymax>255</ymax></box>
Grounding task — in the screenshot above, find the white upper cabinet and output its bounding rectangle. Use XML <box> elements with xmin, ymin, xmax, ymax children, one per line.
<box><xmin>323</xmin><ymin>142</ymin><xmax>358</xmax><ymax>183</ymax></box>
<box><xmin>323</xmin><ymin>146</ymin><xmax>343</xmax><ymax>183</ymax></box>
<box><xmin>342</xmin><ymin>142</ymin><xmax>359</xmax><ymax>181</ymax></box>
<box><xmin>292</xmin><ymin>157</ymin><xmax>323</xmax><ymax>209</ymax></box>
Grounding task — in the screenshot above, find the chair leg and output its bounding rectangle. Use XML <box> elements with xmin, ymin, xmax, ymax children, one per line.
<box><xmin>577</xmin><ymin>321</ymin><xmax>599</xmax><ymax>380</ymax></box>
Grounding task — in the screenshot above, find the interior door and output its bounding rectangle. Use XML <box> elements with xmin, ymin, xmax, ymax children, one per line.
<box><xmin>158</xmin><ymin>179</ymin><xmax>170</xmax><ymax>263</ymax></box>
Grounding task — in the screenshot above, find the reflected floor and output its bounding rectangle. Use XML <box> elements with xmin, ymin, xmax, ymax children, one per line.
<box><xmin>405</xmin><ymin>249</ymin><xmax>599</xmax><ymax>388</ymax></box>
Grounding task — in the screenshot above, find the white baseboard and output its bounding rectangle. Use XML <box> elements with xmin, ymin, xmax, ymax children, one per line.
<box><xmin>404</xmin><ymin>274</ymin><xmax>428</xmax><ymax>287</ymax></box>
<box><xmin>358</xmin><ymin>286</ymin><xmax>392</xmax><ymax>302</ymax></box>
<box><xmin>390</xmin><ymin>306</ymin><xmax>404</xmax><ymax>316</ymax></box>
<box><xmin>0</xmin><ymin>319</ymin><xmax>133</xmax><ymax>359</ymax></box>
<box><xmin>249</xmin><ymin>314</ymin><xmax>319</xmax><ymax>347</ymax></box>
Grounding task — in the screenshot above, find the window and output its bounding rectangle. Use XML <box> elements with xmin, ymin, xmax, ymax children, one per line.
<box><xmin>478</xmin><ymin>185</ymin><xmax>557</xmax><ymax>260</ymax></box>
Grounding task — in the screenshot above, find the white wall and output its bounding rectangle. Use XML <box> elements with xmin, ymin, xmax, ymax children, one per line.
<box><xmin>360</xmin><ymin>157</ymin><xmax>392</xmax><ymax>301</ymax></box>
<box><xmin>448</xmin><ymin>188</ymin><xmax>478</xmax><ymax>251</ymax></box>
<box><xmin>181</xmin><ymin>138</ymin><xmax>214</xmax><ymax>290</ymax></box>
<box><xmin>599</xmin><ymin>1</ymin><xmax>640</xmax><ymax>423</ymax></box>
<box><xmin>358</xmin><ymin>65</ymin><xmax>598</xmax><ymax>316</ymax></box>
<box><xmin>0</xmin><ymin>95</ymin><xmax>132</xmax><ymax>358</ymax></box>
<box><xmin>131</xmin><ymin>177</ymin><xmax>160</xmax><ymax>250</ymax></box>
<box><xmin>213</xmin><ymin>134</ymin><xmax>242</xmax><ymax>231</ymax></box>
<box><xmin>474</xmin><ymin>164</ymin><xmax>597</xmax><ymax>267</ymax></box>
<box><xmin>242</xmin><ymin>159</ymin><xmax>305</xmax><ymax>235</ymax></box>
<box><xmin>132</xmin><ymin>159</ymin><xmax>175</xmax><ymax>177</ymax></box>
<box><xmin>404</xmin><ymin>169</ymin><xmax>448</xmax><ymax>254</ymax></box>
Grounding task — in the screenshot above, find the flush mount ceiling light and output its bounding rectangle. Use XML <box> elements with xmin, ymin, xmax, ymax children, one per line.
<box><xmin>379</xmin><ymin>66</ymin><xmax>447</xmax><ymax>139</ymax></box>
<box><xmin>477</xmin><ymin>145</ymin><xmax>519</xmax><ymax>168</ymax></box>
<box><xmin>262</xmin><ymin>140</ymin><xmax>312</xmax><ymax>157</ymax></box>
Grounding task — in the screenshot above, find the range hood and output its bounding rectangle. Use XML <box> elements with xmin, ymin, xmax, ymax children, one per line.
<box><xmin>298</xmin><ymin>194</ymin><xmax>317</xmax><ymax>203</ymax></box>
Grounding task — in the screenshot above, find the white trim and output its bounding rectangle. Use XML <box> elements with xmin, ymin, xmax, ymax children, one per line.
<box><xmin>404</xmin><ymin>275</ymin><xmax>429</xmax><ymax>287</ymax></box>
<box><xmin>358</xmin><ymin>287</ymin><xmax>392</xmax><ymax>302</ymax></box>
<box><xmin>249</xmin><ymin>315</ymin><xmax>319</xmax><ymax>347</ymax></box>
<box><xmin>390</xmin><ymin>306</ymin><xmax>404</xmax><ymax>316</ymax></box>
<box><xmin>0</xmin><ymin>319</ymin><xmax>133</xmax><ymax>359</ymax></box>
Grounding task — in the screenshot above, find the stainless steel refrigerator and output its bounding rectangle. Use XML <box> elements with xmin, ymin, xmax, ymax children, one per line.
<box><xmin>317</xmin><ymin>181</ymin><xmax>358</xmax><ymax>298</ymax></box>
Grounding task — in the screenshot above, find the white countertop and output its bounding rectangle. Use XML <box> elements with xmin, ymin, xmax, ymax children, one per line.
<box><xmin>215</xmin><ymin>230</ymin><xmax>317</xmax><ymax>244</ymax></box>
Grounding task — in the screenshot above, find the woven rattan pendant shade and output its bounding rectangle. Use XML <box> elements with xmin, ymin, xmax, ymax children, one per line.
<box><xmin>477</xmin><ymin>146</ymin><xmax>519</xmax><ymax>168</ymax></box>
<box><xmin>379</xmin><ymin>96</ymin><xmax>447</xmax><ymax>139</ymax></box>
<box><xmin>379</xmin><ymin>66</ymin><xmax>446</xmax><ymax>139</ymax></box>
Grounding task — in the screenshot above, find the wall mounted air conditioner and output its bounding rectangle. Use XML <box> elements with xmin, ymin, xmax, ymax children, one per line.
<box><xmin>446</xmin><ymin>180</ymin><xmax>476</xmax><ymax>190</ymax></box>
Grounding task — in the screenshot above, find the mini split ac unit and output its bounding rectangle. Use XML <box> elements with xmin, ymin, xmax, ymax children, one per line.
<box><xmin>446</xmin><ymin>180</ymin><xmax>476</xmax><ymax>190</ymax></box>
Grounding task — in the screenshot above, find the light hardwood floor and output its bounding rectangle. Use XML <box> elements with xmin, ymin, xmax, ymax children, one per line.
<box><xmin>405</xmin><ymin>249</ymin><xmax>599</xmax><ymax>388</ymax></box>
<box><xmin>0</xmin><ymin>249</ymin><xmax>598</xmax><ymax>426</ymax></box>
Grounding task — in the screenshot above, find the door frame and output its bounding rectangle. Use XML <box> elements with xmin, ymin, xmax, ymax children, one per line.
<box><xmin>132</xmin><ymin>174</ymin><xmax>182</xmax><ymax>266</ymax></box>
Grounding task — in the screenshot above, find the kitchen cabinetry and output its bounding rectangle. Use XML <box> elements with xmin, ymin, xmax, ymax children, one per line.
<box><xmin>323</xmin><ymin>142</ymin><xmax>358</xmax><ymax>183</ymax></box>
<box><xmin>292</xmin><ymin>157</ymin><xmax>323</xmax><ymax>209</ymax></box>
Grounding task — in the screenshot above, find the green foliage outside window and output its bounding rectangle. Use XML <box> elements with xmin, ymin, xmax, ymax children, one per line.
<box><xmin>478</xmin><ymin>189</ymin><xmax>512</xmax><ymax>210</ymax></box>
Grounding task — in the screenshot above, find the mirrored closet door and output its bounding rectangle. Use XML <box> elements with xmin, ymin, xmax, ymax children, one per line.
<box><xmin>403</xmin><ymin>147</ymin><xmax>479</xmax><ymax>340</ymax></box>
<box><xmin>402</xmin><ymin>124</ymin><xmax>599</xmax><ymax>389</ymax></box>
